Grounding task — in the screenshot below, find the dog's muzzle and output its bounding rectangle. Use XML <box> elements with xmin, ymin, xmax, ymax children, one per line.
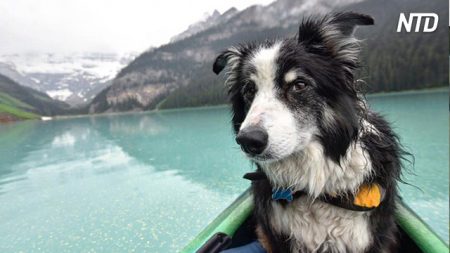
<box><xmin>235</xmin><ymin>126</ymin><xmax>268</xmax><ymax>156</ymax></box>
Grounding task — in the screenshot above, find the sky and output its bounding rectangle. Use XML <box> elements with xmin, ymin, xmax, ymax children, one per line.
<box><xmin>0</xmin><ymin>0</ymin><xmax>275</xmax><ymax>55</ymax></box>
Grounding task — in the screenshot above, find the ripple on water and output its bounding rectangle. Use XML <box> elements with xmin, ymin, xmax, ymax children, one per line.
<box><xmin>0</xmin><ymin>90</ymin><xmax>448</xmax><ymax>251</ymax></box>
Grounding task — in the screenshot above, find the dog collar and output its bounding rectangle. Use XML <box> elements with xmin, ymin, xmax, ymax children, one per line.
<box><xmin>244</xmin><ymin>172</ymin><xmax>307</xmax><ymax>203</ymax></box>
<box><xmin>271</xmin><ymin>188</ymin><xmax>306</xmax><ymax>202</ymax></box>
<box><xmin>243</xmin><ymin>171</ymin><xmax>385</xmax><ymax>211</ymax></box>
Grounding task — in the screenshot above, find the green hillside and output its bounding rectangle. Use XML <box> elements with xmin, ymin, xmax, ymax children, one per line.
<box><xmin>0</xmin><ymin>74</ymin><xmax>68</xmax><ymax>121</ymax></box>
<box><xmin>0</xmin><ymin>84</ymin><xmax>38</xmax><ymax>121</ymax></box>
<box><xmin>0</xmin><ymin>103</ymin><xmax>40</xmax><ymax>121</ymax></box>
<box><xmin>0</xmin><ymin>90</ymin><xmax>39</xmax><ymax>121</ymax></box>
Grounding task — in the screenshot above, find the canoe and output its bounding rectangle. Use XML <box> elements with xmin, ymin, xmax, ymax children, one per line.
<box><xmin>181</xmin><ymin>189</ymin><xmax>448</xmax><ymax>253</ymax></box>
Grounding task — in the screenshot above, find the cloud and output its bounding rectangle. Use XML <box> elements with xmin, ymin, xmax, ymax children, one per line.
<box><xmin>0</xmin><ymin>0</ymin><xmax>275</xmax><ymax>54</ymax></box>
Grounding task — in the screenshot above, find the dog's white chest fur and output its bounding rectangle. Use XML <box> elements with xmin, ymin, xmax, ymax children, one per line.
<box><xmin>270</xmin><ymin>199</ymin><xmax>372</xmax><ymax>253</ymax></box>
<box><xmin>262</xmin><ymin>140</ymin><xmax>374</xmax><ymax>252</ymax></box>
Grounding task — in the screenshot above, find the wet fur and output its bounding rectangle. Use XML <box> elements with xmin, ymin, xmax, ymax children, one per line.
<box><xmin>214</xmin><ymin>12</ymin><xmax>403</xmax><ymax>253</ymax></box>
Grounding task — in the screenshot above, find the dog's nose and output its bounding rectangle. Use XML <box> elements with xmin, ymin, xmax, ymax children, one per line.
<box><xmin>236</xmin><ymin>127</ymin><xmax>268</xmax><ymax>155</ymax></box>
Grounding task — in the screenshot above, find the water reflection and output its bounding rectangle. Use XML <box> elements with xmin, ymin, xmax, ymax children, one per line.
<box><xmin>0</xmin><ymin>108</ymin><xmax>250</xmax><ymax>252</ymax></box>
<box><xmin>0</xmin><ymin>107</ymin><xmax>250</xmax><ymax>198</ymax></box>
<box><xmin>88</xmin><ymin>109</ymin><xmax>251</xmax><ymax>194</ymax></box>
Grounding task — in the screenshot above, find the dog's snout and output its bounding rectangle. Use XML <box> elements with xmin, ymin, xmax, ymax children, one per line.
<box><xmin>236</xmin><ymin>127</ymin><xmax>268</xmax><ymax>155</ymax></box>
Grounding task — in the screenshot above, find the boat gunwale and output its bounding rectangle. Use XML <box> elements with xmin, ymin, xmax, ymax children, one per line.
<box><xmin>181</xmin><ymin>189</ymin><xmax>449</xmax><ymax>253</ymax></box>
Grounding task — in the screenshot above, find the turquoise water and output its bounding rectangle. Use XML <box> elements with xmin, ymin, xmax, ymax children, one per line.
<box><xmin>0</xmin><ymin>89</ymin><xmax>448</xmax><ymax>252</ymax></box>
<box><xmin>369</xmin><ymin>89</ymin><xmax>449</xmax><ymax>243</ymax></box>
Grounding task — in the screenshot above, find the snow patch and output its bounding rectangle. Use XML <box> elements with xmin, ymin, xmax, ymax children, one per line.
<box><xmin>47</xmin><ymin>89</ymin><xmax>73</xmax><ymax>101</ymax></box>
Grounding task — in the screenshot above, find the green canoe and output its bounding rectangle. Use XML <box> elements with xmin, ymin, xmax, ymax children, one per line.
<box><xmin>182</xmin><ymin>189</ymin><xmax>448</xmax><ymax>253</ymax></box>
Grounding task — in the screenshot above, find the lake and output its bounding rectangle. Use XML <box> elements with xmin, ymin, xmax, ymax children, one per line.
<box><xmin>0</xmin><ymin>89</ymin><xmax>448</xmax><ymax>252</ymax></box>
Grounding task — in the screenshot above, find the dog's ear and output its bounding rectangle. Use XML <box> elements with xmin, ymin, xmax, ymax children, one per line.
<box><xmin>213</xmin><ymin>48</ymin><xmax>242</xmax><ymax>75</ymax></box>
<box><xmin>327</xmin><ymin>12</ymin><xmax>374</xmax><ymax>36</ymax></box>
<box><xmin>298</xmin><ymin>18</ymin><xmax>324</xmax><ymax>45</ymax></box>
<box><xmin>298</xmin><ymin>12</ymin><xmax>373</xmax><ymax>71</ymax></box>
<box><xmin>298</xmin><ymin>12</ymin><xmax>374</xmax><ymax>44</ymax></box>
<box><xmin>213</xmin><ymin>53</ymin><xmax>228</xmax><ymax>74</ymax></box>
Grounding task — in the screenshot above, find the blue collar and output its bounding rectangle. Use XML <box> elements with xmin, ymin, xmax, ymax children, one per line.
<box><xmin>243</xmin><ymin>172</ymin><xmax>305</xmax><ymax>202</ymax></box>
<box><xmin>272</xmin><ymin>188</ymin><xmax>294</xmax><ymax>202</ymax></box>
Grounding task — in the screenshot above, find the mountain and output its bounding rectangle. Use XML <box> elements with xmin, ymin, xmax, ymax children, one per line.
<box><xmin>0</xmin><ymin>73</ymin><xmax>69</xmax><ymax>121</ymax></box>
<box><xmin>88</xmin><ymin>0</ymin><xmax>360</xmax><ymax>113</ymax></box>
<box><xmin>0</xmin><ymin>53</ymin><xmax>136</xmax><ymax>107</ymax></box>
<box><xmin>343</xmin><ymin>0</ymin><xmax>447</xmax><ymax>91</ymax></box>
<box><xmin>0</xmin><ymin>62</ymin><xmax>41</xmax><ymax>91</ymax></box>
<box><xmin>170</xmin><ymin>8</ymin><xmax>239</xmax><ymax>42</ymax></box>
<box><xmin>88</xmin><ymin>0</ymin><xmax>447</xmax><ymax>113</ymax></box>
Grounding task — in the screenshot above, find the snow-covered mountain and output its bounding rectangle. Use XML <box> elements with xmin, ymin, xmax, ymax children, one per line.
<box><xmin>0</xmin><ymin>53</ymin><xmax>136</xmax><ymax>106</ymax></box>
<box><xmin>0</xmin><ymin>61</ymin><xmax>41</xmax><ymax>91</ymax></box>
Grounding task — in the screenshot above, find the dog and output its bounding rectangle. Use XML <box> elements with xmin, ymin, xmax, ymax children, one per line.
<box><xmin>213</xmin><ymin>12</ymin><xmax>404</xmax><ymax>253</ymax></box>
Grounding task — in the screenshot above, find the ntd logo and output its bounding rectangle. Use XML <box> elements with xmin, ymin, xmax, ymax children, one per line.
<box><xmin>397</xmin><ymin>13</ymin><xmax>438</xmax><ymax>32</ymax></box>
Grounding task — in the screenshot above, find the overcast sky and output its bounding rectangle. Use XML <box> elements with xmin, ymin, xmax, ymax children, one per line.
<box><xmin>0</xmin><ymin>0</ymin><xmax>275</xmax><ymax>55</ymax></box>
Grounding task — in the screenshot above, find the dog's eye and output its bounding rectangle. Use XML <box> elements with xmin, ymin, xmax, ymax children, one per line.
<box><xmin>242</xmin><ymin>81</ymin><xmax>256</xmax><ymax>101</ymax></box>
<box><xmin>290</xmin><ymin>82</ymin><xmax>307</xmax><ymax>93</ymax></box>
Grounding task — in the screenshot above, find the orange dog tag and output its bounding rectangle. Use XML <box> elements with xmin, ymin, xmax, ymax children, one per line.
<box><xmin>353</xmin><ymin>184</ymin><xmax>383</xmax><ymax>208</ymax></box>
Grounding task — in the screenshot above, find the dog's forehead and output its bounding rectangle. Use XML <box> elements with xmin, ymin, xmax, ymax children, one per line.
<box><xmin>242</xmin><ymin>41</ymin><xmax>302</xmax><ymax>87</ymax></box>
<box><xmin>243</xmin><ymin>43</ymin><xmax>281</xmax><ymax>84</ymax></box>
<box><xmin>250</xmin><ymin>43</ymin><xmax>281</xmax><ymax>67</ymax></box>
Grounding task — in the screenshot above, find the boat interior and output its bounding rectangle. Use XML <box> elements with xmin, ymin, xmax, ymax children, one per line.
<box><xmin>225</xmin><ymin>215</ymin><xmax>424</xmax><ymax>253</ymax></box>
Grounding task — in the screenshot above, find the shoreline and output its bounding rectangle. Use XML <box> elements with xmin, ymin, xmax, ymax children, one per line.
<box><xmin>3</xmin><ymin>86</ymin><xmax>448</xmax><ymax>124</ymax></box>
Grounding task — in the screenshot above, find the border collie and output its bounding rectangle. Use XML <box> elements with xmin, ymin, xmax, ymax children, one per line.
<box><xmin>213</xmin><ymin>12</ymin><xmax>403</xmax><ymax>253</ymax></box>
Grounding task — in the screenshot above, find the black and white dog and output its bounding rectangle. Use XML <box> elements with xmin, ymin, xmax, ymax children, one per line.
<box><xmin>213</xmin><ymin>12</ymin><xmax>403</xmax><ymax>253</ymax></box>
